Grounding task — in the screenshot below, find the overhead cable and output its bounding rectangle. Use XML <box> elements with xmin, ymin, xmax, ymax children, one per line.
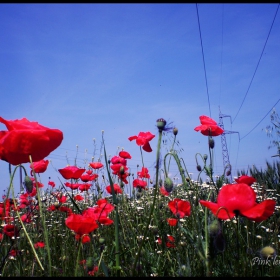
<box><xmin>232</xmin><ymin>4</ymin><xmax>280</xmax><ymax>123</ymax></box>
<box><xmin>196</xmin><ymin>3</ymin><xmax>211</xmax><ymax>117</ymax></box>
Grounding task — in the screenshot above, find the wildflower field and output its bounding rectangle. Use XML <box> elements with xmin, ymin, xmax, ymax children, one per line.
<box><xmin>0</xmin><ymin>115</ymin><xmax>280</xmax><ymax>277</ymax></box>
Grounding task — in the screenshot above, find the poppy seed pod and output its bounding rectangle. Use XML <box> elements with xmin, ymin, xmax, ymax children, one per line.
<box><xmin>173</xmin><ymin>127</ymin><xmax>178</xmax><ymax>136</ymax></box>
<box><xmin>208</xmin><ymin>137</ymin><xmax>215</xmax><ymax>149</ymax></box>
<box><xmin>24</xmin><ymin>175</ymin><xmax>33</xmax><ymax>193</ymax></box>
<box><xmin>164</xmin><ymin>177</ymin><xmax>174</xmax><ymax>193</ymax></box>
<box><xmin>156</xmin><ymin>118</ymin><xmax>167</xmax><ymax>131</ymax></box>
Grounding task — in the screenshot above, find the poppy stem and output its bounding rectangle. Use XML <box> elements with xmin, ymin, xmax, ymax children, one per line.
<box><xmin>74</xmin><ymin>241</ymin><xmax>82</xmax><ymax>276</ymax></box>
<box><xmin>131</xmin><ymin>126</ymin><xmax>163</xmax><ymax>276</ymax></box>
<box><xmin>8</xmin><ymin>165</ymin><xmax>44</xmax><ymax>272</ymax></box>
<box><xmin>102</xmin><ymin>134</ymin><xmax>121</xmax><ymax>277</ymax></box>
<box><xmin>29</xmin><ymin>155</ymin><xmax>52</xmax><ymax>276</ymax></box>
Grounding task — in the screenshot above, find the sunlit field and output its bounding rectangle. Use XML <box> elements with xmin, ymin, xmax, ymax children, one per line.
<box><xmin>0</xmin><ymin>116</ymin><xmax>279</xmax><ymax>277</ymax></box>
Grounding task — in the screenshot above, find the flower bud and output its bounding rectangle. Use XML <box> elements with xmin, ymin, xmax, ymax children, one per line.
<box><xmin>119</xmin><ymin>166</ymin><xmax>125</xmax><ymax>175</ymax></box>
<box><xmin>208</xmin><ymin>137</ymin><xmax>215</xmax><ymax>149</ymax></box>
<box><xmin>24</xmin><ymin>175</ymin><xmax>33</xmax><ymax>193</ymax></box>
<box><xmin>197</xmin><ymin>165</ymin><xmax>202</xmax><ymax>172</ymax></box>
<box><xmin>203</xmin><ymin>154</ymin><xmax>208</xmax><ymax>161</ymax></box>
<box><xmin>99</xmin><ymin>237</ymin><xmax>105</xmax><ymax>244</ymax></box>
<box><xmin>164</xmin><ymin>177</ymin><xmax>173</xmax><ymax>193</ymax></box>
<box><xmin>260</xmin><ymin>246</ymin><xmax>276</xmax><ymax>259</ymax></box>
<box><xmin>173</xmin><ymin>127</ymin><xmax>178</xmax><ymax>136</ymax></box>
<box><xmin>226</xmin><ymin>170</ymin><xmax>231</xmax><ymax>176</ymax></box>
<box><xmin>209</xmin><ymin>220</ymin><xmax>220</xmax><ymax>236</ymax></box>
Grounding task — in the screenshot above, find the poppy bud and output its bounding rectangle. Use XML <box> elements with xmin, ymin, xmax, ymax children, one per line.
<box><xmin>226</xmin><ymin>170</ymin><xmax>231</xmax><ymax>176</ymax></box>
<box><xmin>156</xmin><ymin>118</ymin><xmax>167</xmax><ymax>131</ymax></box>
<box><xmin>119</xmin><ymin>166</ymin><xmax>125</xmax><ymax>175</ymax></box>
<box><xmin>173</xmin><ymin>127</ymin><xmax>178</xmax><ymax>136</ymax></box>
<box><xmin>164</xmin><ymin>177</ymin><xmax>173</xmax><ymax>193</ymax></box>
<box><xmin>197</xmin><ymin>165</ymin><xmax>202</xmax><ymax>172</ymax></box>
<box><xmin>86</xmin><ymin>256</ymin><xmax>94</xmax><ymax>270</ymax></box>
<box><xmin>99</xmin><ymin>237</ymin><xmax>105</xmax><ymax>244</ymax></box>
<box><xmin>209</xmin><ymin>220</ymin><xmax>220</xmax><ymax>236</ymax></box>
<box><xmin>260</xmin><ymin>246</ymin><xmax>276</xmax><ymax>259</ymax></box>
<box><xmin>203</xmin><ymin>154</ymin><xmax>208</xmax><ymax>161</ymax></box>
<box><xmin>24</xmin><ymin>175</ymin><xmax>33</xmax><ymax>193</ymax></box>
<box><xmin>208</xmin><ymin>137</ymin><xmax>215</xmax><ymax>149</ymax></box>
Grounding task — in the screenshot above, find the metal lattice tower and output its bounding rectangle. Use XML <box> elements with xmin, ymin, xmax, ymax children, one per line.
<box><xmin>219</xmin><ymin>108</ymin><xmax>239</xmax><ymax>183</ymax></box>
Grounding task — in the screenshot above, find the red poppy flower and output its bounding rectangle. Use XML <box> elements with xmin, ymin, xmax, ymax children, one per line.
<box><xmin>133</xmin><ymin>179</ymin><xmax>147</xmax><ymax>189</ymax></box>
<box><xmin>106</xmin><ymin>184</ymin><xmax>123</xmax><ymax>194</ymax></box>
<box><xmin>128</xmin><ymin>131</ymin><xmax>155</xmax><ymax>152</ymax></box>
<box><xmin>119</xmin><ymin>150</ymin><xmax>132</xmax><ymax>159</ymax></box>
<box><xmin>3</xmin><ymin>224</ymin><xmax>19</xmax><ymax>238</ymax></box>
<box><xmin>137</xmin><ymin>167</ymin><xmax>150</xmax><ymax>179</ymax></box>
<box><xmin>0</xmin><ymin>117</ymin><xmax>63</xmax><ymax>165</ymax></box>
<box><xmin>48</xmin><ymin>181</ymin><xmax>55</xmax><ymax>188</ymax></box>
<box><xmin>235</xmin><ymin>175</ymin><xmax>256</xmax><ymax>186</ymax></box>
<box><xmin>89</xmin><ymin>162</ymin><xmax>103</xmax><ymax>169</ymax></box>
<box><xmin>74</xmin><ymin>194</ymin><xmax>84</xmax><ymax>201</ymax></box>
<box><xmin>64</xmin><ymin>182</ymin><xmax>80</xmax><ymax>190</ymax></box>
<box><xmin>110</xmin><ymin>156</ymin><xmax>127</xmax><ymax>166</ymax></box>
<box><xmin>80</xmin><ymin>173</ymin><xmax>98</xmax><ymax>182</ymax></box>
<box><xmin>58</xmin><ymin>166</ymin><xmax>86</xmax><ymax>180</ymax></box>
<box><xmin>167</xmin><ymin>218</ymin><xmax>178</xmax><ymax>226</ymax></box>
<box><xmin>199</xmin><ymin>183</ymin><xmax>276</xmax><ymax>222</ymax></box>
<box><xmin>34</xmin><ymin>242</ymin><xmax>45</xmax><ymax>249</ymax></box>
<box><xmin>157</xmin><ymin>235</ymin><xmax>176</xmax><ymax>248</ymax></box>
<box><xmin>30</xmin><ymin>159</ymin><xmax>49</xmax><ymax>175</ymax></box>
<box><xmin>79</xmin><ymin>183</ymin><xmax>91</xmax><ymax>192</ymax></box>
<box><xmin>168</xmin><ymin>198</ymin><xmax>191</xmax><ymax>218</ymax></box>
<box><xmin>86</xmin><ymin>169</ymin><xmax>93</xmax><ymax>175</ymax></box>
<box><xmin>166</xmin><ymin>235</ymin><xmax>176</xmax><ymax>248</ymax></box>
<box><xmin>65</xmin><ymin>213</ymin><xmax>98</xmax><ymax>235</ymax></box>
<box><xmin>159</xmin><ymin>186</ymin><xmax>170</xmax><ymax>196</ymax></box>
<box><xmin>194</xmin><ymin>115</ymin><xmax>224</xmax><ymax>137</ymax></box>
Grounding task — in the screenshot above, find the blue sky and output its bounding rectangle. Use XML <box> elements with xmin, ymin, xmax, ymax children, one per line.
<box><xmin>0</xmin><ymin>3</ymin><xmax>280</xmax><ymax>196</ymax></box>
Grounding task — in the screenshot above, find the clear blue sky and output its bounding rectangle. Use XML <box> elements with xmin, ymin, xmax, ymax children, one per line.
<box><xmin>0</xmin><ymin>3</ymin><xmax>279</xmax><ymax>196</ymax></box>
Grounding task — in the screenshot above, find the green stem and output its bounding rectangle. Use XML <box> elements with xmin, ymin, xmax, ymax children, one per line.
<box><xmin>29</xmin><ymin>155</ymin><xmax>52</xmax><ymax>276</ymax></box>
<box><xmin>9</xmin><ymin>165</ymin><xmax>44</xmax><ymax>272</ymax></box>
<box><xmin>167</xmin><ymin>134</ymin><xmax>177</xmax><ymax>173</ymax></box>
<box><xmin>102</xmin><ymin>133</ymin><xmax>121</xmax><ymax>277</ymax></box>
<box><xmin>74</xmin><ymin>241</ymin><xmax>82</xmax><ymax>276</ymax></box>
<box><xmin>131</xmin><ymin>129</ymin><xmax>163</xmax><ymax>276</ymax></box>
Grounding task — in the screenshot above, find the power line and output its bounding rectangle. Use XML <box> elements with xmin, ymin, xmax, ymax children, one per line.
<box><xmin>240</xmin><ymin>98</ymin><xmax>280</xmax><ymax>140</ymax></box>
<box><xmin>196</xmin><ymin>3</ymin><xmax>211</xmax><ymax>117</ymax></box>
<box><xmin>232</xmin><ymin>3</ymin><xmax>280</xmax><ymax>123</ymax></box>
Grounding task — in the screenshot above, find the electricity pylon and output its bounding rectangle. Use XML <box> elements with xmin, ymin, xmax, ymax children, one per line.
<box><xmin>219</xmin><ymin>108</ymin><xmax>240</xmax><ymax>183</ymax></box>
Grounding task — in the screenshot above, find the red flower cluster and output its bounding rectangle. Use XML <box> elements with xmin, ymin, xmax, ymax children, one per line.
<box><xmin>157</xmin><ymin>235</ymin><xmax>176</xmax><ymax>248</ymax></box>
<box><xmin>65</xmin><ymin>198</ymin><xmax>114</xmax><ymax>243</ymax></box>
<box><xmin>110</xmin><ymin>151</ymin><xmax>132</xmax><ymax>184</ymax></box>
<box><xmin>194</xmin><ymin>115</ymin><xmax>224</xmax><ymax>137</ymax></box>
<box><xmin>0</xmin><ymin>117</ymin><xmax>63</xmax><ymax>165</ymax></box>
